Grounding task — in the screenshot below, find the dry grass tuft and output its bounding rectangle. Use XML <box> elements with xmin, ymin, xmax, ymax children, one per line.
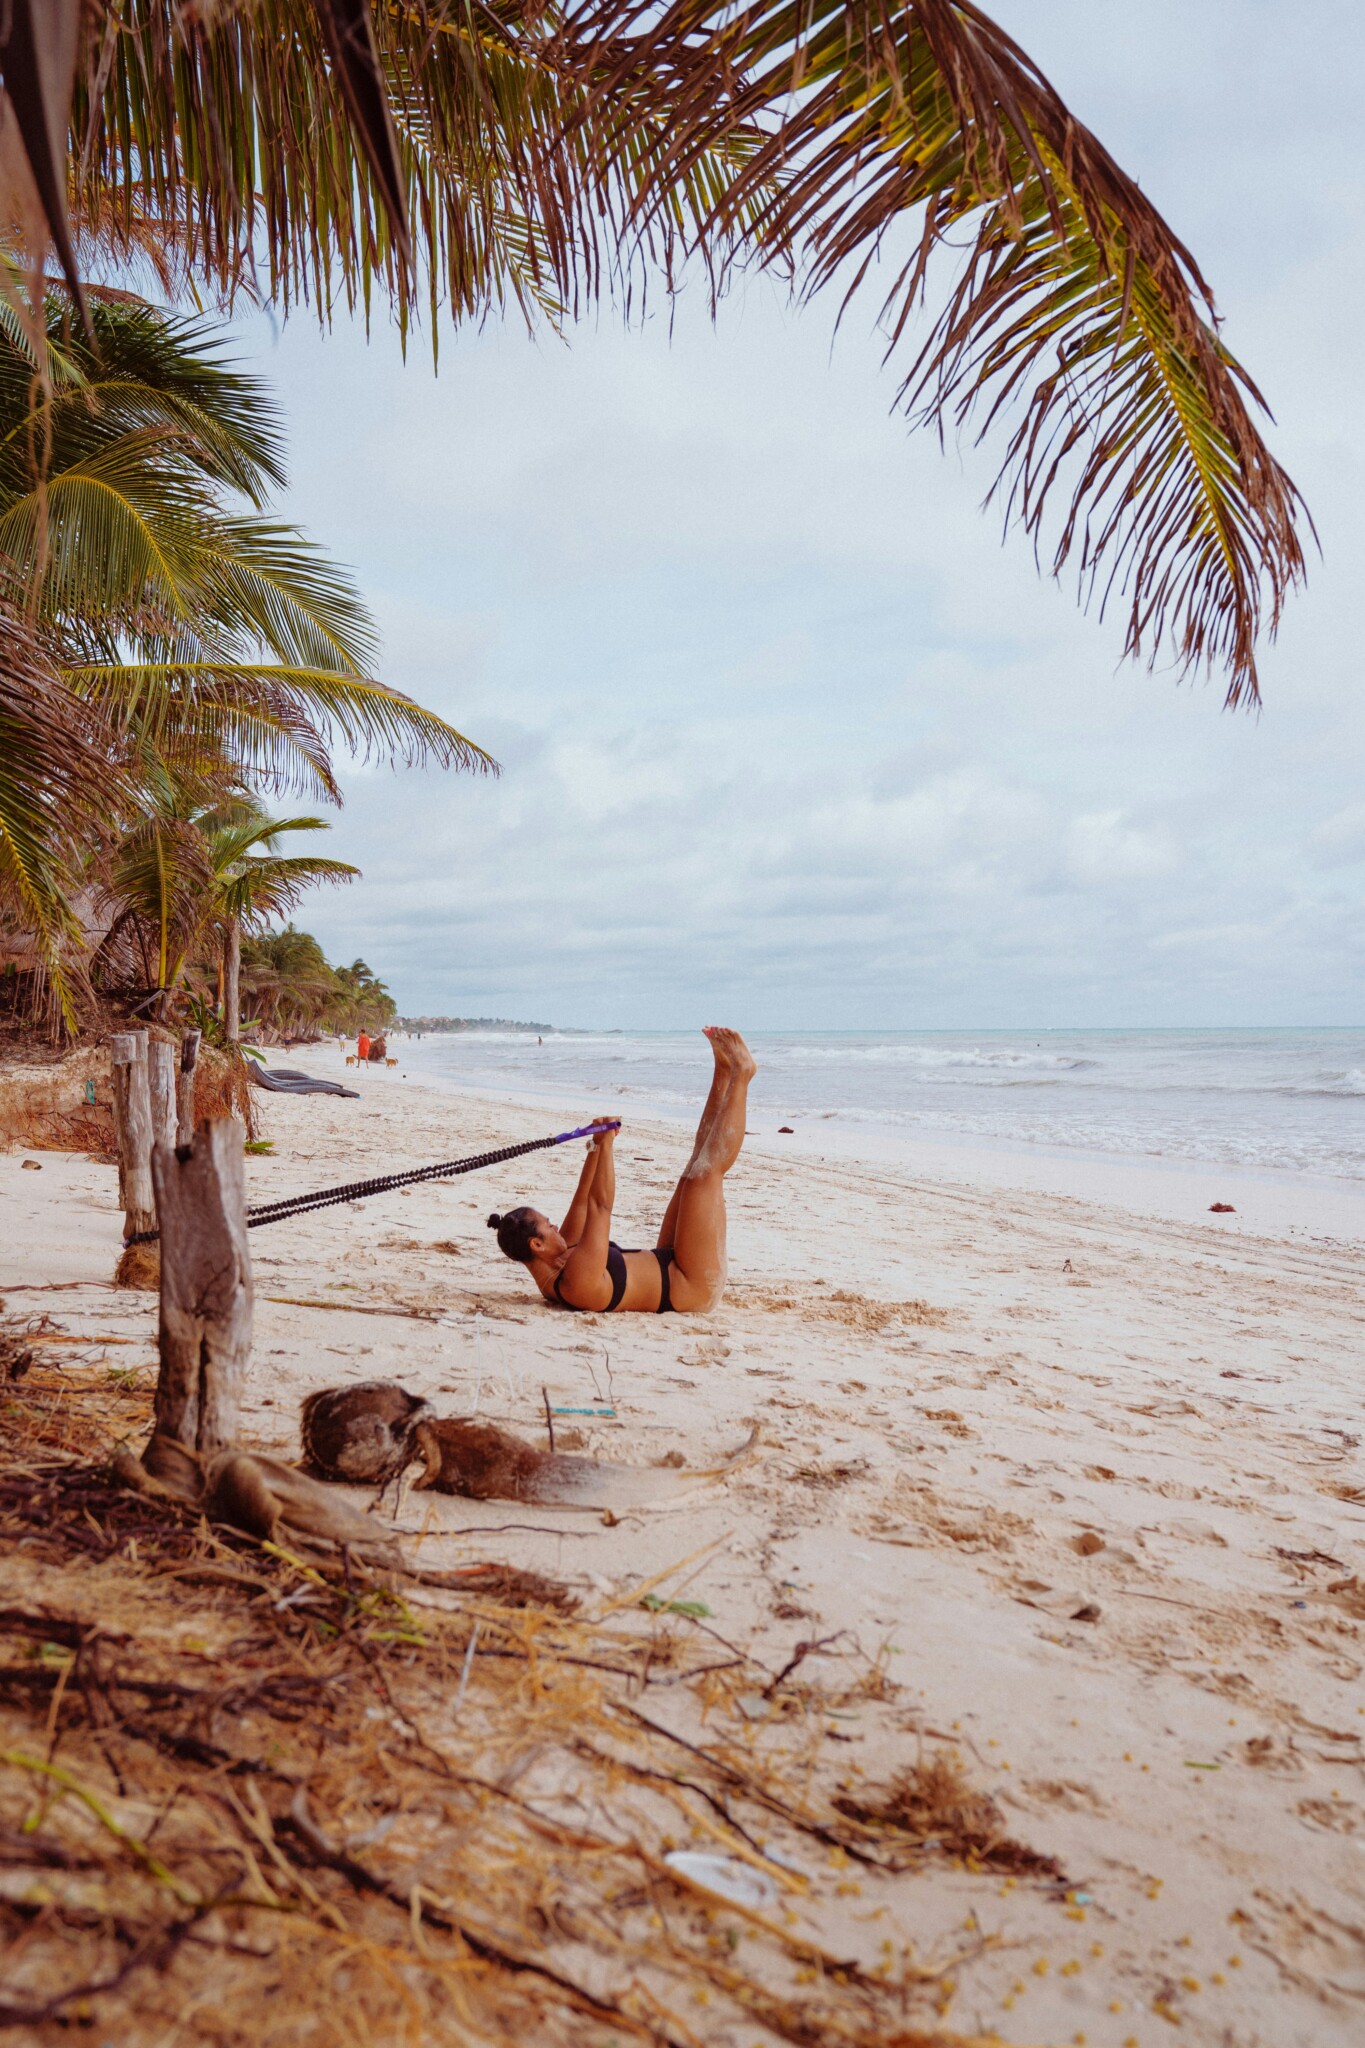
<box><xmin>833</xmin><ymin>1752</ymin><xmax>1065</xmax><ymax>1880</ymax></box>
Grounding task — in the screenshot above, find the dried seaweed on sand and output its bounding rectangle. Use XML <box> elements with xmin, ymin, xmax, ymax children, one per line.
<box><xmin>834</xmin><ymin>1752</ymin><xmax>1065</xmax><ymax>1879</ymax></box>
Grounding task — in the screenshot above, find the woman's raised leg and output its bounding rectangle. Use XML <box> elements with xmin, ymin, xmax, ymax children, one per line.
<box><xmin>665</xmin><ymin>1029</ymin><xmax>756</xmax><ymax>1311</ymax></box>
<box><xmin>656</xmin><ymin>1026</ymin><xmax>735</xmax><ymax>1249</ymax></box>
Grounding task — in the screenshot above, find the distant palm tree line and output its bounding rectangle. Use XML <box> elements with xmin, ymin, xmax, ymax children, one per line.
<box><xmin>237</xmin><ymin>930</ymin><xmax>396</xmax><ymax>1043</ymax></box>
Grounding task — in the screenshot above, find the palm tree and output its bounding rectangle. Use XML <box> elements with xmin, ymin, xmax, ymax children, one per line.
<box><xmin>0</xmin><ymin>295</ymin><xmax>489</xmax><ymax>798</ymax></box>
<box><xmin>0</xmin><ymin>0</ymin><xmax>1301</xmax><ymax>704</ymax></box>
<box><xmin>238</xmin><ymin>928</ymin><xmax>395</xmax><ymax>1039</ymax></box>
<box><xmin>0</xmin><ymin>291</ymin><xmax>490</xmax><ymax>1020</ymax></box>
<box><xmin>201</xmin><ymin>800</ymin><xmax>359</xmax><ymax>1039</ymax></box>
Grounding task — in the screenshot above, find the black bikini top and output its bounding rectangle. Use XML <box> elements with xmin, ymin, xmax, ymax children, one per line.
<box><xmin>554</xmin><ymin>1241</ymin><xmax>628</xmax><ymax>1313</ymax></box>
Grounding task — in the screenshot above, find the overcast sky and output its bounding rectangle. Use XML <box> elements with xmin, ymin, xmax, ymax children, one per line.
<box><xmin>235</xmin><ymin>0</ymin><xmax>1362</xmax><ymax>1030</ymax></box>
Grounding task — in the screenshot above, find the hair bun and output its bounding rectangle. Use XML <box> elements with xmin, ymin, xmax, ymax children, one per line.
<box><xmin>486</xmin><ymin>1213</ymin><xmax>502</xmax><ymax>1230</ymax></box>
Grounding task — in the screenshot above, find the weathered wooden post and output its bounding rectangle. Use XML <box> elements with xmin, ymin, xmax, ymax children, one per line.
<box><xmin>150</xmin><ymin>1119</ymin><xmax>252</xmax><ymax>1455</ymax></box>
<box><xmin>176</xmin><ymin>1030</ymin><xmax>201</xmax><ymax>1148</ymax></box>
<box><xmin>111</xmin><ymin>1031</ymin><xmax>158</xmax><ymax>1287</ymax></box>
<box><xmin>148</xmin><ymin>1037</ymin><xmax>176</xmax><ymax>1154</ymax></box>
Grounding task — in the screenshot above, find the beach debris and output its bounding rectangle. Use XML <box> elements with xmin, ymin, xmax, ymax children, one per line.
<box><xmin>115</xmin><ymin>1429</ymin><xmax>402</xmax><ymax>1565</ymax></box>
<box><xmin>1</xmin><ymin>1331</ymin><xmax>34</xmax><ymax>1380</ymax></box>
<box><xmin>20</xmin><ymin>1157</ymin><xmax>41</xmax><ymax>1169</ymax></box>
<box><xmin>764</xmin><ymin>1631</ymin><xmax>848</xmax><ymax>1698</ymax></box>
<box><xmin>833</xmin><ymin>1752</ymin><xmax>1065</xmax><ymax>1878</ymax></box>
<box><xmin>411</xmin><ymin>1417</ymin><xmax>758</xmax><ymax>1508</ymax></box>
<box><xmin>1071</xmin><ymin>1603</ymin><xmax>1102</xmax><ymax>1623</ymax></box>
<box><xmin>300</xmin><ymin>1380</ymin><xmax>432</xmax><ymax>1485</ymax></box>
<box><xmin>1209</xmin><ymin>1201</ymin><xmax>1236</xmax><ymax>1213</ymax></box>
<box><xmin>1274</xmin><ymin>1545</ymin><xmax>1344</xmax><ymax>1570</ymax></box>
<box><xmin>778</xmin><ymin>1125</ymin><xmax>794</xmax><ymax>1134</ymax></box>
<box><xmin>1073</xmin><ymin>1530</ymin><xmax>1105</xmax><ymax>1556</ymax></box>
<box><xmin>663</xmin><ymin>1850</ymin><xmax>779</xmax><ymax>1911</ymax></box>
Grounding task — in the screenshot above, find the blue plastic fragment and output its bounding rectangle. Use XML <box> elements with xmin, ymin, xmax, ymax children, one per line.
<box><xmin>550</xmin><ymin>1406</ymin><xmax>616</xmax><ymax>1417</ymax></box>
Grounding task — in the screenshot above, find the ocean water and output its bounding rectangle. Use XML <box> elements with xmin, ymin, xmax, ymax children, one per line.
<box><xmin>394</xmin><ymin>1028</ymin><xmax>1365</xmax><ymax>1185</ymax></box>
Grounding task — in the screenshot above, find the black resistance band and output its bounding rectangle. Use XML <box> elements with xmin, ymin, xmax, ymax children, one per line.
<box><xmin>124</xmin><ymin>1119</ymin><xmax>622</xmax><ymax>1246</ymax></box>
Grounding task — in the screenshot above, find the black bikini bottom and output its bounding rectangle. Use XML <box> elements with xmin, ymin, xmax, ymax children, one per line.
<box><xmin>555</xmin><ymin>1244</ymin><xmax>677</xmax><ymax>1313</ymax></box>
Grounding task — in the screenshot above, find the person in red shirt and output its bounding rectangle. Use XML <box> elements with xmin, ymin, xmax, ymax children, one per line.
<box><xmin>356</xmin><ymin>1031</ymin><xmax>370</xmax><ymax>1063</ymax></box>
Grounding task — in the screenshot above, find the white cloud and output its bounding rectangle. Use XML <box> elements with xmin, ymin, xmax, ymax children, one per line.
<box><xmin>1312</xmin><ymin>805</ymin><xmax>1365</xmax><ymax>867</ymax></box>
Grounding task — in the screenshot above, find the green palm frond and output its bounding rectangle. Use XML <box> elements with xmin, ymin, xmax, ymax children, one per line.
<box><xmin>0</xmin><ymin>297</ymin><xmax>285</xmax><ymax>502</ymax></box>
<box><xmin>0</xmin><ymin>432</ymin><xmax>214</xmax><ymax>625</ymax></box>
<box><xmin>220</xmin><ymin>853</ymin><xmax>360</xmax><ymax>925</ymax></box>
<box><xmin>0</xmin><ymin>295</ymin><xmax>495</xmax><ymax>795</ymax></box>
<box><xmin>64</xmin><ymin>661</ymin><xmax>494</xmax><ymax>782</ymax></box>
<box><xmin>193</xmin><ymin>520</ymin><xmax>379</xmax><ymax>673</ymax></box>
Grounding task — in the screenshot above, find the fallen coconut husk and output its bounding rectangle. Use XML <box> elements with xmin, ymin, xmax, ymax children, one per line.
<box><xmin>113</xmin><ymin>1238</ymin><xmax>161</xmax><ymax>1291</ymax></box>
<box><xmin>300</xmin><ymin>1379</ymin><xmax>432</xmax><ymax>1484</ymax></box>
<box><xmin>411</xmin><ymin>1415</ymin><xmax>760</xmax><ymax>1508</ymax></box>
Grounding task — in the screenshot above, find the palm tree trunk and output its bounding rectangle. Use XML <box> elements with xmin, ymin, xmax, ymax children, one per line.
<box><xmin>224</xmin><ymin>918</ymin><xmax>241</xmax><ymax>1042</ymax></box>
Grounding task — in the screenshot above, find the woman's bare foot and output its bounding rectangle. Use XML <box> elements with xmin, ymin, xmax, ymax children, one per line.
<box><xmin>703</xmin><ymin>1024</ymin><xmax>732</xmax><ymax>1074</ymax></box>
<box><xmin>703</xmin><ymin>1026</ymin><xmax>756</xmax><ymax>1081</ymax></box>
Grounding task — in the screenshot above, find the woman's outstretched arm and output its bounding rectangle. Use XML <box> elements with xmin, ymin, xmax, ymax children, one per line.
<box><xmin>558</xmin><ymin>1127</ymin><xmax>616</xmax><ymax>1302</ymax></box>
<box><xmin>560</xmin><ymin>1135</ymin><xmax>605</xmax><ymax>1244</ymax></box>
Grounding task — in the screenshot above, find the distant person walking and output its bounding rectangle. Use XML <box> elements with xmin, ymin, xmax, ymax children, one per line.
<box><xmin>357</xmin><ymin>1031</ymin><xmax>370</xmax><ymax>1063</ymax></box>
<box><xmin>487</xmin><ymin>1027</ymin><xmax>755</xmax><ymax>1314</ymax></box>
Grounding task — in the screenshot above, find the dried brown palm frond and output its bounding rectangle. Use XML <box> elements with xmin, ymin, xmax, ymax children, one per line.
<box><xmin>69</xmin><ymin>1</ymin><xmax>763</xmax><ymax>334</ymax></box>
<box><xmin>560</xmin><ymin>0</ymin><xmax>1308</xmax><ymax>702</ymax></box>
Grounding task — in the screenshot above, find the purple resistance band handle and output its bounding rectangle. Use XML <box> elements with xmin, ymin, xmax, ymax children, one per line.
<box><xmin>554</xmin><ymin>1119</ymin><xmax>623</xmax><ymax>1143</ymax></box>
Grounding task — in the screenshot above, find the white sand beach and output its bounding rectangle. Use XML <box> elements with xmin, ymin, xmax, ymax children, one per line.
<box><xmin>5</xmin><ymin>1048</ymin><xmax>1364</xmax><ymax>2046</ymax></box>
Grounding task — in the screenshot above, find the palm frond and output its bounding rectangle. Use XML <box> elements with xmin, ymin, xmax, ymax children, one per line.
<box><xmin>64</xmin><ymin>660</ymin><xmax>496</xmax><ymax>781</ymax></box>
<box><xmin>0</xmin><ymin>601</ymin><xmax>113</xmax><ymax>1025</ymax></box>
<box><xmin>561</xmin><ymin>0</ymin><xmax>1307</xmax><ymax>700</ymax></box>
<box><xmin>193</xmin><ymin>520</ymin><xmax>379</xmax><ymax>673</ymax></box>
<box><xmin>221</xmin><ymin>853</ymin><xmax>360</xmax><ymax>924</ymax></box>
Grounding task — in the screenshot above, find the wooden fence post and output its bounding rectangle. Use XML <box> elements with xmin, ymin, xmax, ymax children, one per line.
<box><xmin>150</xmin><ymin>1118</ymin><xmax>252</xmax><ymax>1455</ymax></box>
<box><xmin>176</xmin><ymin>1030</ymin><xmax>201</xmax><ymax>1148</ymax></box>
<box><xmin>110</xmin><ymin>1032</ymin><xmax>157</xmax><ymax>1285</ymax></box>
<box><xmin>148</xmin><ymin>1037</ymin><xmax>176</xmax><ymax>1157</ymax></box>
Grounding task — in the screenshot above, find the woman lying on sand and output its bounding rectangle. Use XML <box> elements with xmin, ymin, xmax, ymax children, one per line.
<box><xmin>487</xmin><ymin>1027</ymin><xmax>755</xmax><ymax>1313</ymax></box>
